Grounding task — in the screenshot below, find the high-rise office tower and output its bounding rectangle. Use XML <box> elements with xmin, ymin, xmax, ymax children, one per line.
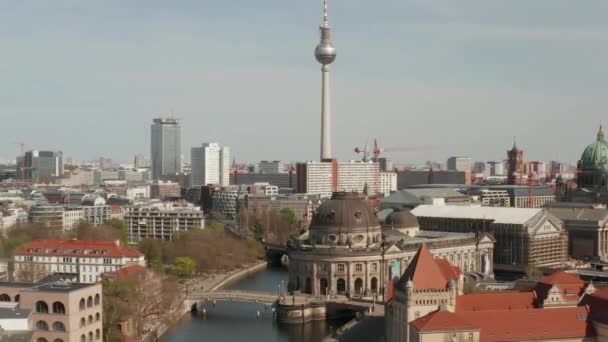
<box><xmin>23</xmin><ymin>150</ymin><xmax>63</xmax><ymax>183</ymax></box>
<box><xmin>191</xmin><ymin>143</ymin><xmax>231</xmax><ymax>187</ymax></box>
<box><xmin>151</xmin><ymin>118</ymin><xmax>182</xmax><ymax>180</ymax></box>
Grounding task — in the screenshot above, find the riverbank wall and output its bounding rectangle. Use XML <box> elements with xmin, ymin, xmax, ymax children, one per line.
<box><xmin>147</xmin><ymin>260</ymin><xmax>268</xmax><ymax>341</ymax></box>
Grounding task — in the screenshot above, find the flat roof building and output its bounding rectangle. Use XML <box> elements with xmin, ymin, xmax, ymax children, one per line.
<box><xmin>412</xmin><ymin>205</ymin><xmax>568</xmax><ymax>268</ymax></box>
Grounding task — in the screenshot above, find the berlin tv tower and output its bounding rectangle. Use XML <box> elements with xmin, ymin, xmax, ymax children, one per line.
<box><xmin>315</xmin><ymin>0</ymin><xmax>337</xmax><ymax>161</ymax></box>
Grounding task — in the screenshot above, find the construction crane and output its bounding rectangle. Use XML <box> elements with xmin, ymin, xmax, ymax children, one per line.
<box><xmin>354</xmin><ymin>139</ymin><xmax>438</xmax><ymax>163</ymax></box>
<box><xmin>353</xmin><ymin>139</ymin><xmax>438</xmax><ymax>198</ymax></box>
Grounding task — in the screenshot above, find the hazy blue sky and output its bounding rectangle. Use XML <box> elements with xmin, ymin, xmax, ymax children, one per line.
<box><xmin>1</xmin><ymin>0</ymin><xmax>607</xmax><ymax>165</ymax></box>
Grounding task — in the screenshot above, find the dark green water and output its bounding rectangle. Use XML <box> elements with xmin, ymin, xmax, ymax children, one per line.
<box><xmin>161</xmin><ymin>267</ymin><xmax>349</xmax><ymax>342</ymax></box>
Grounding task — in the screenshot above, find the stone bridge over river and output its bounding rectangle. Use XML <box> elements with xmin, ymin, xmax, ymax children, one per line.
<box><xmin>184</xmin><ymin>289</ymin><xmax>383</xmax><ymax>324</ymax></box>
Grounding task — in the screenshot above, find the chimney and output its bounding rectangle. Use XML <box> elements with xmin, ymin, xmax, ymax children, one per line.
<box><xmin>114</xmin><ymin>240</ymin><xmax>120</xmax><ymax>247</ymax></box>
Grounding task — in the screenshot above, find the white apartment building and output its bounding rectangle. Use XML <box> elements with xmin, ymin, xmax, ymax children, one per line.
<box><xmin>63</xmin><ymin>207</ymin><xmax>85</xmax><ymax>231</ymax></box>
<box><xmin>124</xmin><ymin>203</ymin><xmax>205</xmax><ymax>243</ymax></box>
<box><xmin>13</xmin><ymin>239</ymin><xmax>145</xmax><ymax>283</ymax></box>
<box><xmin>191</xmin><ymin>142</ymin><xmax>231</xmax><ymax>187</ymax></box>
<box><xmin>381</xmin><ymin>172</ymin><xmax>397</xmax><ymax>196</ymax></box>
<box><xmin>296</xmin><ymin>161</ymin><xmax>380</xmax><ymax>198</ymax></box>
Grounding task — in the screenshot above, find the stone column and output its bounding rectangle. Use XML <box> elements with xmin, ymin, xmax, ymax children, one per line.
<box><xmin>312</xmin><ymin>263</ymin><xmax>318</xmax><ymax>295</ymax></box>
<box><xmin>347</xmin><ymin>262</ymin><xmax>353</xmax><ymax>295</ymax></box>
<box><xmin>328</xmin><ymin>262</ymin><xmax>334</xmax><ymax>295</ymax></box>
<box><xmin>364</xmin><ymin>261</ymin><xmax>369</xmax><ymax>295</ymax></box>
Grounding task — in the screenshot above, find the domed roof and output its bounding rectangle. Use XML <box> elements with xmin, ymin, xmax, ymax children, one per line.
<box><xmin>579</xmin><ymin>126</ymin><xmax>608</xmax><ymax>172</ymax></box>
<box><xmin>384</xmin><ymin>208</ymin><xmax>419</xmax><ymax>228</ymax></box>
<box><xmin>309</xmin><ymin>192</ymin><xmax>379</xmax><ymax>231</ymax></box>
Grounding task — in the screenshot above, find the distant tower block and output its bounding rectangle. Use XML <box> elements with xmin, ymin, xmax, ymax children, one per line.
<box><xmin>315</xmin><ymin>0</ymin><xmax>337</xmax><ymax>161</ymax></box>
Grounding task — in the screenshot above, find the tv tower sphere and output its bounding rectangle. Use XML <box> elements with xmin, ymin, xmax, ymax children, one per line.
<box><xmin>315</xmin><ymin>1</ymin><xmax>336</xmax><ymax>65</ymax></box>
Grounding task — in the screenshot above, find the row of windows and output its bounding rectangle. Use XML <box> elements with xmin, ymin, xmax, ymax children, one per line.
<box><xmin>80</xmin><ymin>313</ymin><xmax>101</xmax><ymax>326</ymax></box>
<box><xmin>20</xmin><ymin>256</ymin><xmax>119</xmax><ymax>264</ymax></box>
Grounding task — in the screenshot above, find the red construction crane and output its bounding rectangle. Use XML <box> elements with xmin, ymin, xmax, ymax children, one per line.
<box><xmin>354</xmin><ymin>139</ymin><xmax>438</xmax><ymax>163</ymax></box>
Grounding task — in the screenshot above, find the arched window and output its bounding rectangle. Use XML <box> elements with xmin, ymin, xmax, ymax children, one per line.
<box><xmin>79</xmin><ymin>298</ymin><xmax>85</xmax><ymax>310</ymax></box>
<box><xmin>95</xmin><ymin>312</ymin><xmax>100</xmax><ymax>321</ymax></box>
<box><xmin>35</xmin><ymin>320</ymin><xmax>49</xmax><ymax>331</ymax></box>
<box><xmin>80</xmin><ymin>318</ymin><xmax>86</xmax><ymax>327</ymax></box>
<box><xmin>94</xmin><ymin>294</ymin><xmax>100</xmax><ymax>306</ymax></box>
<box><xmin>95</xmin><ymin>329</ymin><xmax>101</xmax><ymax>340</ymax></box>
<box><xmin>52</xmin><ymin>301</ymin><xmax>66</xmax><ymax>314</ymax></box>
<box><xmin>87</xmin><ymin>296</ymin><xmax>93</xmax><ymax>308</ymax></box>
<box><xmin>54</xmin><ymin>339</ymin><xmax>65</xmax><ymax>342</ymax></box>
<box><xmin>14</xmin><ymin>294</ymin><xmax>20</xmax><ymax>302</ymax></box>
<box><xmin>36</xmin><ymin>338</ymin><xmax>48</xmax><ymax>342</ymax></box>
<box><xmin>88</xmin><ymin>315</ymin><xmax>93</xmax><ymax>324</ymax></box>
<box><xmin>52</xmin><ymin>321</ymin><xmax>66</xmax><ymax>332</ymax></box>
<box><xmin>36</xmin><ymin>301</ymin><xmax>49</xmax><ymax>313</ymax></box>
<box><xmin>0</xmin><ymin>294</ymin><xmax>10</xmax><ymax>301</ymax></box>
<box><xmin>80</xmin><ymin>335</ymin><xmax>86</xmax><ymax>342</ymax></box>
<box><xmin>88</xmin><ymin>332</ymin><xmax>93</xmax><ymax>342</ymax></box>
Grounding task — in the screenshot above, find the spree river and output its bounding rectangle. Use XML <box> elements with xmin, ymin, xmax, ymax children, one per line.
<box><xmin>161</xmin><ymin>267</ymin><xmax>350</xmax><ymax>342</ymax></box>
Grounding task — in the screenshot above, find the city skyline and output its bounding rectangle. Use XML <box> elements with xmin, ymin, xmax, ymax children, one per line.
<box><xmin>1</xmin><ymin>1</ymin><xmax>607</xmax><ymax>164</ymax></box>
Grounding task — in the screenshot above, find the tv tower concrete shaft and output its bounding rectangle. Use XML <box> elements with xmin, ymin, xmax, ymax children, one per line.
<box><xmin>315</xmin><ymin>0</ymin><xmax>336</xmax><ymax>161</ymax></box>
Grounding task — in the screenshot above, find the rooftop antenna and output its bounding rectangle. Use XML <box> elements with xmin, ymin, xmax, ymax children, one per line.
<box><xmin>323</xmin><ymin>0</ymin><xmax>329</xmax><ymax>28</ymax></box>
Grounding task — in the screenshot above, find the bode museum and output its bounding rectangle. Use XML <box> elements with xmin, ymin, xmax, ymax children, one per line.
<box><xmin>287</xmin><ymin>192</ymin><xmax>494</xmax><ymax>297</ymax></box>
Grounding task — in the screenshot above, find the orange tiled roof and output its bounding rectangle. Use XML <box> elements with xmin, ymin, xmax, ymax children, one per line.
<box><xmin>534</xmin><ymin>271</ymin><xmax>585</xmax><ymax>303</ymax></box>
<box><xmin>105</xmin><ymin>265</ymin><xmax>147</xmax><ymax>281</ymax></box>
<box><xmin>581</xmin><ymin>288</ymin><xmax>608</xmax><ymax>324</ymax></box>
<box><xmin>410</xmin><ymin>309</ymin><xmax>477</xmax><ymax>332</ymax></box>
<box><xmin>457</xmin><ymin>307</ymin><xmax>593</xmax><ymax>342</ymax></box>
<box><xmin>456</xmin><ymin>292</ymin><xmax>537</xmax><ymax>311</ymax></box>
<box><xmin>16</xmin><ymin>239</ymin><xmax>143</xmax><ymax>258</ymax></box>
<box><xmin>398</xmin><ymin>244</ymin><xmax>455</xmax><ymax>290</ymax></box>
<box><xmin>538</xmin><ymin>271</ymin><xmax>584</xmax><ymax>286</ymax></box>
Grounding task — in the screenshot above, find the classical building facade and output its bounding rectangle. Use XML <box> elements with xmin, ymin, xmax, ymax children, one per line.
<box><xmin>386</xmin><ymin>245</ymin><xmax>608</xmax><ymax>342</ymax></box>
<box><xmin>412</xmin><ymin>205</ymin><xmax>568</xmax><ymax>268</ymax></box>
<box><xmin>547</xmin><ymin>205</ymin><xmax>608</xmax><ymax>261</ymax></box>
<box><xmin>0</xmin><ymin>281</ymin><xmax>103</xmax><ymax>342</ymax></box>
<box><xmin>287</xmin><ymin>193</ymin><xmax>494</xmax><ymax>297</ymax></box>
<box><xmin>14</xmin><ymin>240</ymin><xmax>145</xmax><ymax>283</ymax></box>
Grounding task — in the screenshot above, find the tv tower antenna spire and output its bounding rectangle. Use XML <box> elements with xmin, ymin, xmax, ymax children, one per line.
<box><xmin>315</xmin><ymin>0</ymin><xmax>337</xmax><ymax>161</ymax></box>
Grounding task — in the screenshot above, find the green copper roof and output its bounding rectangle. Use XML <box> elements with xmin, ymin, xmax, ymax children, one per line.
<box><xmin>579</xmin><ymin>126</ymin><xmax>608</xmax><ymax>171</ymax></box>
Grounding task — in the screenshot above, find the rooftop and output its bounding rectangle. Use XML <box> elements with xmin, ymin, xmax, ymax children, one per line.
<box><xmin>456</xmin><ymin>292</ymin><xmax>537</xmax><ymax>311</ymax></box>
<box><xmin>412</xmin><ymin>205</ymin><xmax>546</xmax><ymax>225</ymax></box>
<box><xmin>16</xmin><ymin>239</ymin><xmax>143</xmax><ymax>258</ymax></box>
<box><xmin>458</xmin><ymin>307</ymin><xmax>592</xmax><ymax>342</ymax></box>
<box><xmin>0</xmin><ymin>307</ymin><xmax>31</xmax><ymax>320</ymax></box>
<box><xmin>410</xmin><ymin>309</ymin><xmax>477</xmax><ymax>332</ymax></box>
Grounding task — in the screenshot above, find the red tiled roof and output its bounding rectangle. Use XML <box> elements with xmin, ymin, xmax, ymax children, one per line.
<box><xmin>534</xmin><ymin>271</ymin><xmax>585</xmax><ymax>303</ymax></box>
<box><xmin>16</xmin><ymin>239</ymin><xmax>143</xmax><ymax>258</ymax></box>
<box><xmin>435</xmin><ymin>258</ymin><xmax>461</xmax><ymax>282</ymax></box>
<box><xmin>457</xmin><ymin>307</ymin><xmax>593</xmax><ymax>341</ymax></box>
<box><xmin>539</xmin><ymin>271</ymin><xmax>584</xmax><ymax>286</ymax></box>
<box><xmin>399</xmin><ymin>244</ymin><xmax>452</xmax><ymax>290</ymax></box>
<box><xmin>410</xmin><ymin>309</ymin><xmax>477</xmax><ymax>332</ymax></box>
<box><xmin>456</xmin><ymin>292</ymin><xmax>537</xmax><ymax>311</ymax></box>
<box><xmin>105</xmin><ymin>265</ymin><xmax>147</xmax><ymax>281</ymax></box>
<box><xmin>581</xmin><ymin>288</ymin><xmax>608</xmax><ymax>324</ymax></box>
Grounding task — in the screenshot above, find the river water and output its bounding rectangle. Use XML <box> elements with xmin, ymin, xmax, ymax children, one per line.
<box><xmin>161</xmin><ymin>267</ymin><xmax>350</xmax><ymax>342</ymax></box>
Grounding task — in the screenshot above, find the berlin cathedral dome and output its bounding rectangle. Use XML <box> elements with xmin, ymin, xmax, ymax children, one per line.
<box><xmin>577</xmin><ymin>126</ymin><xmax>608</xmax><ymax>188</ymax></box>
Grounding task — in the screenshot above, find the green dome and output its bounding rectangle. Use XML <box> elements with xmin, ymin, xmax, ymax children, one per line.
<box><xmin>579</xmin><ymin>126</ymin><xmax>608</xmax><ymax>172</ymax></box>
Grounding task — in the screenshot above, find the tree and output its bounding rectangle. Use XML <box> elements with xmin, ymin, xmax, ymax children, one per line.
<box><xmin>14</xmin><ymin>261</ymin><xmax>48</xmax><ymax>282</ymax></box>
<box><xmin>172</xmin><ymin>257</ymin><xmax>197</xmax><ymax>278</ymax></box>
<box><xmin>137</xmin><ymin>239</ymin><xmax>163</xmax><ymax>269</ymax></box>
<box><xmin>252</xmin><ymin>219</ymin><xmax>265</xmax><ymax>240</ymax></box>
<box><xmin>102</xmin><ymin>279</ymin><xmax>136</xmax><ymax>342</ymax></box>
